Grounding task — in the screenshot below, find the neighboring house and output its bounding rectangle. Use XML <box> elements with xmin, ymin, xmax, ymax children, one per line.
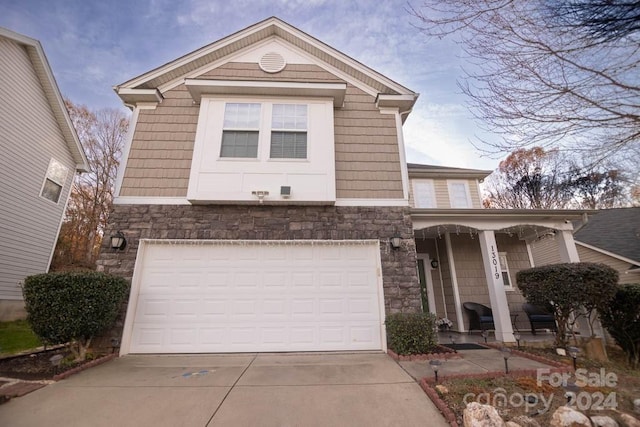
<box><xmin>0</xmin><ymin>28</ymin><xmax>90</xmax><ymax>321</ymax></box>
<box><xmin>97</xmin><ymin>17</ymin><xmax>587</xmax><ymax>355</ymax></box>
<box><xmin>532</xmin><ymin>207</ymin><xmax>640</xmax><ymax>284</ymax></box>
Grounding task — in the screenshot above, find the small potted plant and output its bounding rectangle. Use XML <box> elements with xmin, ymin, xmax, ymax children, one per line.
<box><xmin>435</xmin><ymin>317</ymin><xmax>453</xmax><ymax>332</ymax></box>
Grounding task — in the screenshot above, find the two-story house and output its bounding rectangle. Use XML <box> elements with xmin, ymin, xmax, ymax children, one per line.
<box><xmin>0</xmin><ymin>28</ymin><xmax>89</xmax><ymax>321</ymax></box>
<box><xmin>97</xmin><ymin>17</ymin><xmax>587</xmax><ymax>355</ymax></box>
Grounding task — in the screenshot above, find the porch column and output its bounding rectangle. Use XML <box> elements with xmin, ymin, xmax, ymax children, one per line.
<box><xmin>556</xmin><ymin>230</ymin><xmax>580</xmax><ymax>262</ymax></box>
<box><xmin>444</xmin><ymin>233</ymin><xmax>465</xmax><ymax>332</ymax></box>
<box><xmin>478</xmin><ymin>230</ymin><xmax>515</xmax><ymax>343</ymax></box>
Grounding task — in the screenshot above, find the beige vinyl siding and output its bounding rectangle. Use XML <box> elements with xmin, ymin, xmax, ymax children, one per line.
<box><xmin>0</xmin><ymin>38</ymin><xmax>76</xmax><ymax>300</ymax></box>
<box><xmin>334</xmin><ymin>85</ymin><xmax>402</xmax><ymax>198</ymax></box>
<box><xmin>120</xmin><ymin>62</ymin><xmax>404</xmax><ymax>199</ymax></box>
<box><xmin>409</xmin><ymin>178</ymin><xmax>482</xmax><ymax>208</ymax></box>
<box><xmin>577</xmin><ymin>245</ymin><xmax>639</xmax><ymax>285</ymax></box>
<box><xmin>530</xmin><ymin>236</ymin><xmax>561</xmax><ymax>266</ymax></box>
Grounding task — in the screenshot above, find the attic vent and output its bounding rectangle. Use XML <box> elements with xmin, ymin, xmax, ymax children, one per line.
<box><xmin>259</xmin><ymin>52</ymin><xmax>286</xmax><ymax>73</ymax></box>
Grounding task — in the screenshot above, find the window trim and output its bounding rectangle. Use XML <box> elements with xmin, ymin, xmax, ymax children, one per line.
<box><xmin>40</xmin><ymin>158</ymin><xmax>68</xmax><ymax>204</ymax></box>
<box><xmin>447</xmin><ymin>180</ymin><xmax>473</xmax><ymax>209</ymax></box>
<box><xmin>412</xmin><ymin>179</ymin><xmax>437</xmax><ymax>208</ymax></box>
<box><xmin>498</xmin><ymin>252</ymin><xmax>514</xmax><ymax>290</ymax></box>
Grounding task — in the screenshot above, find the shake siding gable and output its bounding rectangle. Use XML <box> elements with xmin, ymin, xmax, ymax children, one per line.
<box><xmin>577</xmin><ymin>245</ymin><xmax>638</xmax><ymax>285</ymax></box>
<box><xmin>0</xmin><ymin>38</ymin><xmax>75</xmax><ymax>300</ymax></box>
<box><xmin>119</xmin><ymin>62</ymin><xmax>404</xmax><ymax>199</ymax></box>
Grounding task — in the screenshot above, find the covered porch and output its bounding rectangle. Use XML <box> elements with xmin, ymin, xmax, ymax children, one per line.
<box><xmin>411</xmin><ymin>209</ymin><xmax>588</xmax><ymax>343</ymax></box>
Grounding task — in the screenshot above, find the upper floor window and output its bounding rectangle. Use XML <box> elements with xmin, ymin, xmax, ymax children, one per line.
<box><xmin>270</xmin><ymin>104</ymin><xmax>307</xmax><ymax>159</ymax></box>
<box><xmin>219</xmin><ymin>102</ymin><xmax>308</xmax><ymax>160</ymax></box>
<box><xmin>412</xmin><ymin>179</ymin><xmax>436</xmax><ymax>208</ymax></box>
<box><xmin>448</xmin><ymin>180</ymin><xmax>472</xmax><ymax>208</ymax></box>
<box><xmin>220</xmin><ymin>103</ymin><xmax>261</xmax><ymax>158</ymax></box>
<box><xmin>40</xmin><ymin>158</ymin><xmax>68</xmax><ymax>203</ymax></box>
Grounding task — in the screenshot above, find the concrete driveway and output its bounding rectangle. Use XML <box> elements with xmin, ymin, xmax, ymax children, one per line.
<box><xmin>0</xmin><ymin>352</ymin><xmax>448</xmax><ymax>427</ymax></box>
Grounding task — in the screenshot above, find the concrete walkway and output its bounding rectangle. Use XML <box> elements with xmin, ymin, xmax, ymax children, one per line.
<box><xmin>399</xmin><ymin>347</ymin><xmax>556</xmax><ymax>381</ymax></box>
<box><xmin>0</xmin><ymin>352</ymin><xmax>449</xmax><ymax>427</ymax></box>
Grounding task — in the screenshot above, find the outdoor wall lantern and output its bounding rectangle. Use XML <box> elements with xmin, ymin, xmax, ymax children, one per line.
<box><xmin>430</xmin><ymin>259</ymin><xmax>439</xmax><ymax>269</ymax></box>
<box><xmin>110</xmin><ymin>231</ymin><xmax>127</xmax><ymax>251</ymax></box>
<box><xmin>390</xmin><ymin>236</ymin><xmax>402</xmax><ymax>250</ymax></box>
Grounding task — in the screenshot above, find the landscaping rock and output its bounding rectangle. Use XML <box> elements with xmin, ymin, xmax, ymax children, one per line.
<box><xmin>509</xmin><ymin>415</ymin><xmax>541</xmax><ymax>427</ymax></box>
<box><xmin>506</xmin><ymin>422</ymin><xmax>520</xmax><ymax>427</ymax></box>
<box><xmin>620</xmin><ymin>413</ymin><xmax>640</xmax><ymax>427</ymax></box>
<box><xmin>634</xmin><ymin>398</ymin><xmax>640</xmax><ymax>416</ymax></box>
<box><xmin>550</xmin><ymin>406</ymin><xmax>591</xmax><ymax>427</ymax></box>
<box><xmin>463</xmin><ymin>402</ymin><xmax>505</xmax><ymax>427</ymax></box>
<box><xmin>435</xmin><ymin>384</ymin><xmax>449</xmax><ymax>394</ymax></box>
<box><xmin>590</xmin><ymin>415</ymin><xmax>619</xmax><ymax>427</ymax></box>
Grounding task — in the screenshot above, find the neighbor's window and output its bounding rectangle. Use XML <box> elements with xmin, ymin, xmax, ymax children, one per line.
<box><xmin>412</xmin><ymin>179</ymin><xmax>436</xmax><ymax>208</ymax></box>
<box><xmin>448</xmin><ymin>180</ymin><xmax>472</xmax><ymax>208</ymax></box>
<box><xmin>220</xmin><ymin>103</ymin><xmax>261</xmax><ymax>158</ymax></box>
<box><xmin>40</xmin><ymin>158</ymin><xmax>68</xmax><ymax>203</ymax></box>
<box><xmin>499</xmin><ymin>252</ymin><xmax>513</xmax><ymax>288</ymax></box>
<box><xmin>270</xmin><ymin>104</ymin><xmax>307</xmax><ymax>159</ymax></box>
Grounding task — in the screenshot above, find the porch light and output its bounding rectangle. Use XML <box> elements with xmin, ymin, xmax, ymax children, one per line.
<box><xmin>501</xmin><ymin>347</ymin><xmax>512</xmax><ymax>373</ymax></box>
<box><xmin>110</xmin><ymin>231</ymin><xmax>127</xmax><ymax>251</ymax></box>
<box><xmin>429</xmin><ymin>359</ymin><xmax>442</xmax><ymax>383</ymax></box>
<box><xmin>430</xmin><ymin>259</ymin><xmax>439</xmax><ymax>269</ymax></box>
<box><xmin>567</xmin><ymin>346</ymin><xmax>580</xmax><ymax>370</ymax></box>
<box><xmin>390</xmin><ymin>236</ymin><xmax>402</xmax><ymax>250</ymax></box>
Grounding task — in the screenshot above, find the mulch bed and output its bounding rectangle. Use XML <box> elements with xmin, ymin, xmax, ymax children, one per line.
<box><xmin>0</xmin><ymin>348</ymin><xmax>116</xmax><ymax>381</ymax></box>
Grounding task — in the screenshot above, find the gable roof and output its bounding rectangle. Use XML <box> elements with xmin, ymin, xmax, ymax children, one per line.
<box><xmin>0</xmin><ymin>27</ymin><xmax>89</xmax><ymax>173</ymax></box>
<box><xmin>407</xmin><ymin>163</ymin><xmax>493</xmax><ymax>180</ymax></box>
<box><xmin>575</xmin><ymin>207</ymin><xmax>640</xmax><ymax>264</ymax></box>
<box><xmin>115</xmin><ymin>17</ymin><xmax>417</xmax><ymax>108</ymax></box>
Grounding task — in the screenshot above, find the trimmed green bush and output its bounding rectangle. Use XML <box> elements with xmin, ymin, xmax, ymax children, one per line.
<box><xmin>23</xmin><ymin>271</ymin><xmax>129</xmax><ymax>361</ymax></box>
<box><xmin>517</xmin><ymin>262</ymin><xmax>618</xmax><ymax>347</ymax></box>
<box><xmin>600</xmin><ymin>283</ymin><xmax>640</xmax><ymax>369</ymax></box>
<box><xmin>385</xmin><ymin>312</ymin><xmax>437</xmax><ymax>355</ymax></box>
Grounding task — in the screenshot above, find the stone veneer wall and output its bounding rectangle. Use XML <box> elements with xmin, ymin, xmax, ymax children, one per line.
<box><xmin>95</xmin><ymin>204</ymin><xmax>421</xmax><ymax>350</ymax></box>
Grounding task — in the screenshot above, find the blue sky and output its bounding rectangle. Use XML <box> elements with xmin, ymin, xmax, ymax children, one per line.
<box><xmin>1</xmin><ymin>0</ymin><xmax>499</xmax><ymax>170</ymax></box>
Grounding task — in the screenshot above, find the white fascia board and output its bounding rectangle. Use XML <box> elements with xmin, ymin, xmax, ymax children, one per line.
<box><xmin>184</xmin><ymin>79</ymin><xmax>346</xmax><ymax>107</ymax></box>
<box><xmin>116</xmin><ymin>88</ymin><xmax>163</xmax><ymax>105</ymax></box>
<box><xmin>375</xmin><ymin>94</ymin><xmax>419</xmax><ymax>112</ymax></box>
<box><xmin>335</xmin><ymin>199</ymin><xmax>408</xmax><ymax>207</ymax></box>
<box><xmin>575</xmin><ymin>241</ymin><xmax>640</xmax><ymax>266</ymax></box>
<box><xmin>113</xmin><ymin>197</ymin><xmax>191</xmax><ymax>205</ymax></box>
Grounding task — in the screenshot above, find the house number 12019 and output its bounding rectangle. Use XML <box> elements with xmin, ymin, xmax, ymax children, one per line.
<box><xmin>490</xmin><ymin>245</ymin><xmax>500</xmax><ymax>279</ymax></box>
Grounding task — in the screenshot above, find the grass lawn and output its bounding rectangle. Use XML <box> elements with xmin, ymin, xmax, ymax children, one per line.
<box><xmin>0</xmin><ymin>320</ymin><xmax>42</xmax><ymax>355</ymax></box>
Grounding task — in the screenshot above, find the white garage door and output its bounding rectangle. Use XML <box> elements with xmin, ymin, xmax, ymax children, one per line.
<box><xmin>123</xmin><ymin>240</ymin><xmax>384</xmax><ymax>354</ymax></box>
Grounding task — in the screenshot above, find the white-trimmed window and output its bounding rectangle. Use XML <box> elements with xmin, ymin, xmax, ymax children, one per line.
<box><xmin>270</xmin><ymin>104</ymin><xmax>307</xmax><ymax>159</ymax></box>
<box><xmin>219</xmin><ymin>102</ymin><xmax>308</xmax><ymax>160</ymax></box>
<box><xmin>220</xmin><ymin>103</ymin><xmax>261</xmax><ymax>158</ymax></box>
<box><xmin>412</xmin><ymin>179</ymin><xmax>436</xmax><ymax>208</ymax></box>
<box><xmin>499</xmin><ymin>252</ymin><xmax>513</xmax><ymax>288</ymax></box>
<box><xmin>448</xmin><ymin>180</ymin><xmax>472</xmax><ymax>208</ymax></box>
<box><xmin>40</xmin><ymin>158</ymin><xmax>68</xmax><ymax>203</ymax></box>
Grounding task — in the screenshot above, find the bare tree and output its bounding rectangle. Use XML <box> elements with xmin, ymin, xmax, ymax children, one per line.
<box><xmin>51</xmin><ymin>101</ymin><xmax>128</xmax><ymax>270</ymax></box>
<box><xmin>410</xmin><ymin>1</ymin><xmax>640</xmax><ymax>164</ymax></box>
<box><xmin>483</xmin><ymin>147</ymin><xmax>574</xmax><ymax>208</ymax></box>
<box><xmin>483</xmin><ymin>147</ymin><xmax>629</xmax><ymax>209</ymax></box>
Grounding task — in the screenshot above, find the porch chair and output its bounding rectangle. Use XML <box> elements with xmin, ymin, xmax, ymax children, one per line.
<box><xmin>462</xmin><ymin>302</ymin><xmax>494</xmax><ymax>334</ymax></box>
<box><xmin>522</xmin><ymin>303</ymin><xmax>557</xmax><ymax>335</ymax></box>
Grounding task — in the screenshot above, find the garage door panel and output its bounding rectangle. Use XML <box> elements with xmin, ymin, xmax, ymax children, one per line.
<box><xmin>128</xmin><ymin>241</ymin><xmax>383</xmax><ymax>353</ymax></box>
